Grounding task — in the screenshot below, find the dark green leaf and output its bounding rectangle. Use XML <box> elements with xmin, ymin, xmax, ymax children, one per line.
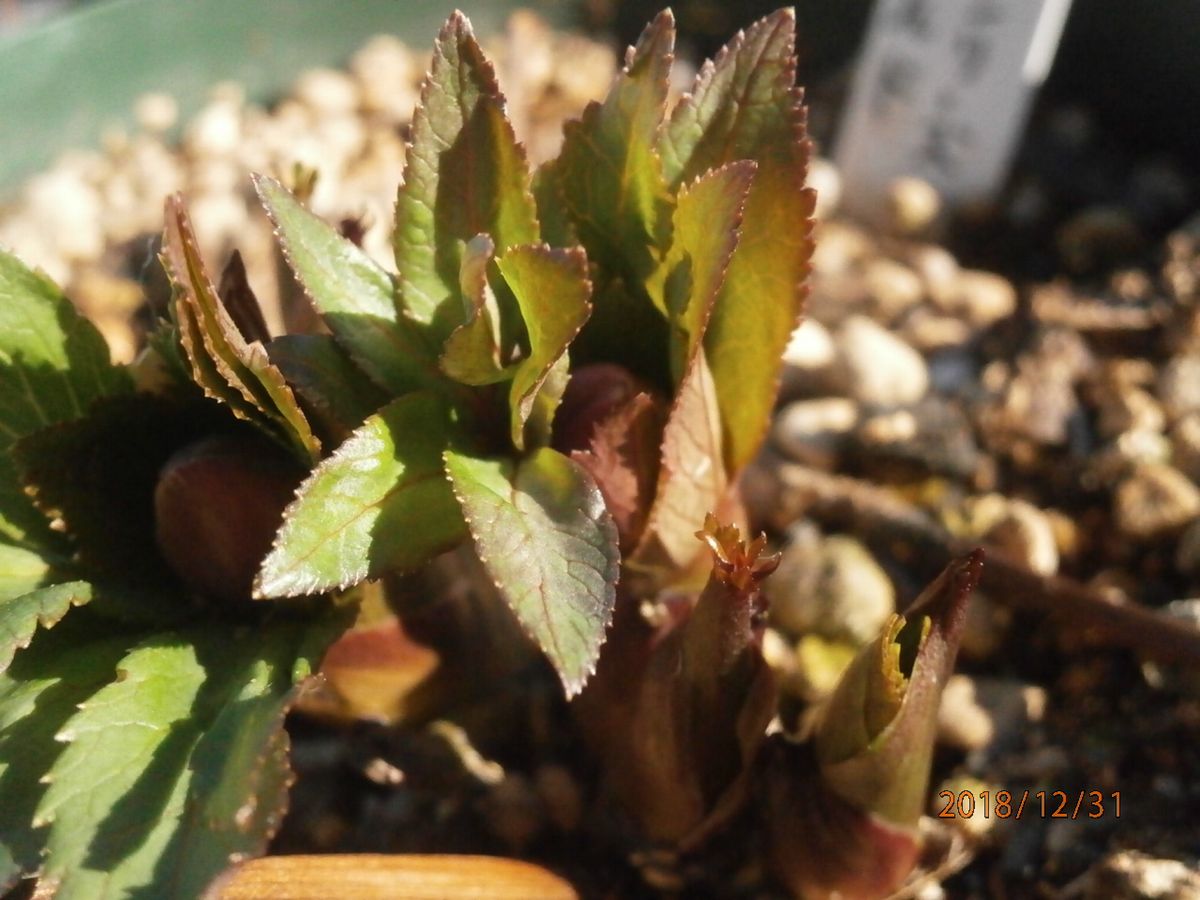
<box><xmin>445</xmin><ymin>448</ymin><xmax>619</xmax><ymax>696</ymax></box>
<box><xmin>267</xmin><ymin>334</ymin><xmax>390</xmax><ymax>442</ymax></box>
<box><xmin>0</xmin><ymin>620</ymin><xmax>130</xmax><ymax>891</ymax></box>
<box><xmin>0</xmin><ymin>581</ymin><xmax>92</xmax><ymax>674</ymax></box>
<box><xmin>0</xmin><ymin>544</ymin><xmax>51</xmax><ymax>603</ymax></box>
<box><xmin>649</xmin><ymin>161</ymin><xmax>754</xmax><ymax>380</ymax></box>
<box><xmin>0</xmin><ymin>249</ymin><xmax>130</xmax><ymax>547</ymax></box>
<box><xmin>660</xmin><ymin>10</ymin><xmax>815</xmax><ymax>472</ymax></box>
<box><xmin>551</xmin><ymin>10</ymin><xmax>674</xmax><ymax>287</ymax></box>
<box><xmin>255</xmin><ymin>175</ymin><xmax>442</xmax><ymax>396</ymax></box>
<box><xmin>495</xmin><ymin>245</ymin><xmax>592</xmax><ymax>448</ymax></box>
<box><xmin>15</xmin><ymin>394</ymin><xmax>233</xmax><ymax>587</ymax></box>
<box><xmin>163</xmin><ymin>196</ymin><xmax>320</xmax><ymax>462</ymax></box>
<box><xmin>255</xmin><ymin>393</ymin><xmax>466</xmax><ymax>598</ymax></box>
<box><xmin>31</xmin><ymin>620</ymin><xmax>333</xmax><ymax>898</ymax></box>
<box><xmin>394</xmin><ymin>12</ymin><xmax>539</xmax><ymax>336</ymax></box>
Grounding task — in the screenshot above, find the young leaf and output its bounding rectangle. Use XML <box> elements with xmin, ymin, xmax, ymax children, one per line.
<box><xmin>661</xmin><ymin>10</ymin><xmax>815</xmax><ymax>472</ymax></box>
<box><xmin>394</xmin><ymin>12</ymin><xmax>539</xmax><ymax>335</ymax></box>
<box><xmin>216</xmin><ymin>250</ymin><xmax>271</xmax><ymax>345</ymax></box>
<box><xmin>163</xmin><ymin>195</ymin><xmax>321</xmax><ymax>462</ymax></box>
<box><xmin>631</xmin><ymin>347</ymin><xmax>727</xmax><ymax>576</ymax></box>
<box><xmin>649</xmin><ymin>161</ymin><xmax>754</xmax><ymax>380</ymax></box>
<box><xmin>0</xmin><ymin>581</ymin><xmax>92</xmax><ymax>674</ymax></box>
<box><xmin>440</xmin><ymin>234</ymin><xmax>514</xmax><ymax>386</ymax></box>
<box><xmin>254</xmin><ymin>175</ymin><xmax>442</xmax><ymax>396</ymax></box>
<box><xmin>661</xmin><ymin>10</ymin><xmax>799</xmax><ymax>187</ymax></box>
<box><xmin>550</xmin><ymin>10</ymin><xmax>674</xmax><ymax>286</ymax></box>
<box><xmin>267</xmin><ymin>334</ymin><xmax>390</xmax><ymax>442</ymax></box>
<box><xmin>445</xmin><ymin>448</ymin><xmax>619</xmax><ymax>696</ymax></box>
<box><xmin>494</xmin><ymin>244</ymin><xmax>592</xmax><ymax>448</ymax></box>
<box><xmin>255</xmin><ymin>393</ymin><xmax>466</xmax><ymax>598</ymax></box>
<box><xmin>32</xmin><ymin>620</ymin><xmax>331</xmax><ymax>899</ymax></box>
<box><xmin>0</xmin><ymin>249</ymin><xmax>130</xmax><ymax>547</ymax></box>
<box><xmin>0</xmin><ymin>622</ymin><xmax>130</xmax><ymax>892</ymax></box>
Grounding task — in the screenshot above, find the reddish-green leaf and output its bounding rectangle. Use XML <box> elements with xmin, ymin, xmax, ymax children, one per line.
<box><xmin>661</xmin><ymin>10</ymin><xmax>815</xmax><ymax>472</ymax></box>
<box><xmin>394</xmin><ymin>12</ymin><xmax>539</xmax><ymax>336</ymax></box>
<box><xmin>494</xmin><ymin>245</ymin><xmax>592</xmax><ymax>448</ymax></box>
<box><xmin>649</xmin><ymin>161</ymin><xmax>755</xmax><ymax>380</ymax></box>
<box><xmin>255</xmin><ymin>394</ymin><xmax>466</xmax><ymax>598</ymax></box>
<box><xmin>163</xmin><ymin>196</ymin><xmax>320</xmax><ymax>462</ymax></box>
<box><xmin>631</xmin><ymin>347</ymin><xmax>726</xmax><ymax>577</ymax></box>
<box><xmin>255</xmin><ymin>175</ymin><xmax>442</xmax><ymax>396</ymax></box>
<box><xmin>550</xmin><ymin>10</ymin><xmax>675</xmax><ymax>286</ymax></box>
<box><xmin>445</xmin><ymin>448</ymin><xmax>619</xmax><ymax>696</ymax></box>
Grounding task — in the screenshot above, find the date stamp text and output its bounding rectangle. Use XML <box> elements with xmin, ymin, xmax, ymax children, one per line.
<box><xmin>937</xmin><ymin>790</ymin><xmax>1121</xmax><ymax>820</ymax></box>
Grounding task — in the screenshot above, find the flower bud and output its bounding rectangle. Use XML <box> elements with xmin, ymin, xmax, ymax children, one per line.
<box><xmin>154</xmin><ymin>434</ymin><xmax>306</xmax><ymax>604</ymax></box>
<box><xmin>762</xmin><ymin>550</ymin><xmax>983</xmax><ymax>899</ymax></box>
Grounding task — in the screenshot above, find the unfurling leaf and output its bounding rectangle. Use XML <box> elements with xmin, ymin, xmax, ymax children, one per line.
<box><xmin>255</xmin><ymin>394</ymin><xmax>466</xmax><ymax>598</ymax></box>
<box><xmin>445</xmin><ymin>448</ymin><xmax>619</xmax><ymax>696</ymax></box>
<box><xmin>440</xmin><ymin>234</ymin><xmax>513</xmax><ymax>386</ymax></box>
<box><xmin>494</xmin><ymin>244</ymin><xmax>592</xmax><ymax>448</ymax></box>
<box><xmin>0</xmin><ymin>249</ymin><xmax>130</xmax><ymax>547</ymax></box>
<box><xmin>394</xmin><ymin>12</ymin><xmax>539</xmax><ymax>336</ymax></box>
<box><xmin>761</xmin><ymin>551</ymin><xmax>983</xmax><ymax>900</ymax></box>
<box><xmin>216</xmin><ymin>250</ymin><xmax>271</xmax><ymax>345</ymax></box>
<box><xmin>816</xmin><ymin>549</ymin><xmax>983</xmax><ymax>828</ymax></box>
<box><xmin>254</xmin><ymin>175</ymin><xmax>441</xmax><ymax>396</ymax></box>
<box><xmin>663</xmin><ymin>9</ymin><xmax>815</xmax><ymax>473</ymax></box>
<box><xmin>163</xmin><ymin>195</ymin><xmax>320</xmax><ymax>462</ymax></box>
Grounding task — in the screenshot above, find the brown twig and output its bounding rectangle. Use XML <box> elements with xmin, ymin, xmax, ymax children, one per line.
<box><xmin>764</xmin><ymin>459</ymin><xmax>1200</xmax><ymax>668</ymax></box>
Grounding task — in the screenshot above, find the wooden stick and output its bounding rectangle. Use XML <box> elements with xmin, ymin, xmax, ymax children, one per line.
<box><xmin>765</xmin><ymin>460</ymin><xmax>1200</xmax><ymax>668</ymax></box>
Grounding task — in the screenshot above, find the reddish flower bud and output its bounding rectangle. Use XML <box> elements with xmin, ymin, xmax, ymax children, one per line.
<box><xmin>154</xmin><ymin>435</ymin><xmax>305</xmax><ymax>604</ymax></box>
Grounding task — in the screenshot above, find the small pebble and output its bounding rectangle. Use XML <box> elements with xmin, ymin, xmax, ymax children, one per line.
<box><xmin>832</xmin><ymin>315</ymin><xmax>929</xmax><ymax>407</ymax></box>
<box><xmin>133</xmin><ymin>92</ymin><xmax>179</xmax><ymax>133</ymax></box>
<box><xmin>979</xmin><ymin>497</ymin><xmax>1060</xmax><ymax>576</ymax></box>
<box><xmin>772</xmin><ymin>397</ymin><xmax>858</xmax><ymax>468</ymax></box>
<box><xmin>1158</xmin><ymin>354</ymin><xmax>1200</xmax><ymax>421</ymax></box>
<box><xmin>886</xmin><ymin>176</ymin><xmax>941</xmax><ymax>235</ymax></box>
<box><xmin>1170</xmin><ymin>414</ymin><xmax>1200</xmax><ymax>481</ymax></box>
<box><xmin>1082</xmin><ymin>850</ymin><xmax>1200</xmax><ymax>900</ymax></box>
<box><xmin>939</xmin><ymin>269</ymin><xmax>1018</xmax><ymax>326</ymax></box>
<box><xmin>904</xmin><ymin>243</ymin><xmax>961</xmax><ymax>306</ymax></box>
<box><xmin>1114</xmin><ymin>463</ymin><xmax>1200</xmax><ymax>540</ymax></box>
<box><xmin>810</xmin><ymin>220</ymin><xmax>873</xmax><ymax>275</ymax></box>
<box><xmin>767</xmin><ymin>530</ymin><xmax>895</xmax><ymax>645</ymax></box>
<box><xmin>293</xmin><ymin>68</ymin><xmax>361</xmax><ymax>115</ymax></box>
<box><xmin>862</xmin><ymin>257</ymin><xmax>924</xmax><ymax>320</ymax></box>
<box><xmin>779</xmin><ymin>319</ymin><xmax>836</xmax><ymax>395</ymax></box>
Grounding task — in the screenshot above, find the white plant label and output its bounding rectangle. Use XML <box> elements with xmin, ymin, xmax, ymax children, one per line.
<box><xmin>835</xmin><ymin>0</ymin><xmax>1074</xmax><ymax>222</ymax></box>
